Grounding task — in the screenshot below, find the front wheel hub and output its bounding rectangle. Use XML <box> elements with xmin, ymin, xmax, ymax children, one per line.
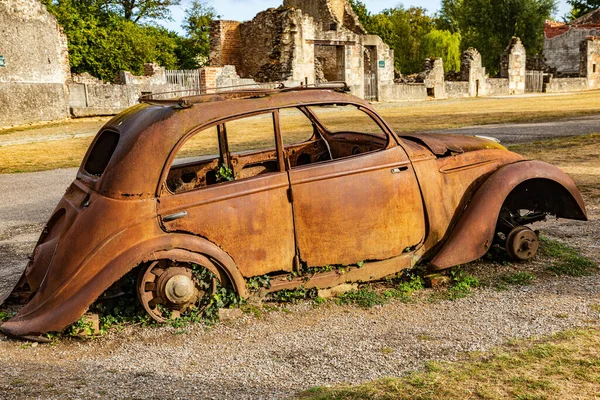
<box><xmin>506</xmin><ymin>226</ymin><xmax>539</xmax><ymax>261</ymax></box>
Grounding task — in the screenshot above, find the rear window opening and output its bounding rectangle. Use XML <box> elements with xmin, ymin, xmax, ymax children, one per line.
<box><xmin>84</xmin><ymin>130</ymin><xmax>120</xmax><ymax>176</ymax></box>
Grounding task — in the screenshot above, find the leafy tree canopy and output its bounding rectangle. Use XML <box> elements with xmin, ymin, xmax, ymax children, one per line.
<box><xmin>107</xmin><ymin>0</ymin><xmax>181</xmax><ymax>23</ymax></box>
<box><xmin>439</xmin><ymin>0</ymin><xmax>557</xmax><ymax>75</ymax></box>
<box><xmin>179</xmin><ymin>0</ymin><xmax>219</xmax><ymax>69</ymax></box>
<box><xmin>42</xmin><ymin>0</ymin><xmax>215</xmax><ymax>81</ymax></box>
<box><xmin>421</xmin><ymin>29</ymin><xmax>462</xmax><ymax>72</ymax></box>
<box><xmin>567</xmin><ymin>0</ymin><xmax>600</xmax><ymax>19</ymax></box>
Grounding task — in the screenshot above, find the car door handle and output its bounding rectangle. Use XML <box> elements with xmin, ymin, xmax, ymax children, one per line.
<box><xmin>163</xmin><ymin>211</ymin><xmax>188</xmax><ymax>222</ymax></box>
<box><xmin>391</xmin><ymin>166</ymin><xmax>409</xmax><ymax>174</ymax></box>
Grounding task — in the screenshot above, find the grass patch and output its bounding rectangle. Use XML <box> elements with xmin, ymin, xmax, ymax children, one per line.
<box><xmin>335</xmin><ymin>275</ymin><xmax>425</xmax><ymax>308</ymax></box>
<box><xmin>500</xmin><ymin>271</ymin><xmax>536</xmax><ymax>286</ymax></box>
<box><xmin>447</xmin><ymin>269</ymin><xmax>480</xmax><ymax>300</ymax></box>
<box><xmin>297</xmin><ymin>329</ymin><xmax>600</xmax><ymax>400</ymax></box>
<box><xmin>540</xmin><ymin>237</ymin><xmax>598</xmax><ymax>277</ymax></box>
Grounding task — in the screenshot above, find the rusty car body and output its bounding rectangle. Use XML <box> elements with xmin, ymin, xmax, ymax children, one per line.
<box><xmin>0</xmin><ymin>86</ymin><xmax>587</xmax><ymax>339</ymax></box>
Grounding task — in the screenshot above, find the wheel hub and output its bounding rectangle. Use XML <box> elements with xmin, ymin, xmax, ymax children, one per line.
<box><xmin>506</xmin><ymin>226</ymin><xmax>539</xmax><ymax>261</ymax></box>
<box><xmin>165</xmin><ymin>275</ymin><xmax>196</xmax><ymax>304</ymax></box>
<box><xmin>136</xmin><ymin>260</ymin><xmax>216</xmax><ymax>323</ymax></box>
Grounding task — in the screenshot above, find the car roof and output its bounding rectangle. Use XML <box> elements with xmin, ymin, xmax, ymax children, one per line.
<box><xmin>79</xmin><ymin>88</ymin><xmax>375</xmax><ymax>199</ymax></box>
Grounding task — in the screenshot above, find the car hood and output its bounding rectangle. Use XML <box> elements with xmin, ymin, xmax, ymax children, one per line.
<box><xmin>400</xmin><ymin>133</ymin><xmax>506</xmax><ymax>157</ymax></box>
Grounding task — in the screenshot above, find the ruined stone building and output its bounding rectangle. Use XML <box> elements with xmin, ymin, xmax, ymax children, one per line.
<box><xmin>544</xmin><ymin>8</ymin><xmax>600</xmax><ymax>75</ymax></box>
<box><xmin>209</xmin><ymin>0</ymin><xmax>395</xmax><ymax>101</ymax></box>
<box><xmin>0</xmin><ymin>0</ymin><xmax>70</xmax><ymax>127</ymax></box>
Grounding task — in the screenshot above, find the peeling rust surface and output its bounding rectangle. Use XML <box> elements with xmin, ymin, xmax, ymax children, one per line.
<box><xmin>0</xmin><ymin>87</ymin><xmax>588</xmax><ymax>338</ymax></box>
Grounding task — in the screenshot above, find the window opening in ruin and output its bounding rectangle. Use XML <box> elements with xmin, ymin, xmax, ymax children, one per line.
<box><xmin>476</xmin><ymin>80</ymin><xmax>480</xmax><ymax>97</ymax></box>
<box><xmin>84</xmin><ymin>130</ymin><xmax>120</xmax><ymax>177</ymax></box>
<box><xmin>329</xmin><ymin>23</ymin><xmax>338</xmax><ymax>31</ymax></box>
<box><xmin>141</xmin><ymin>91</ymin><xmax>152</xmax><ymax>97</ymax></box>
<box><xmin>427</xmin><ymin>87</ymin><xmax>435</xmax><ymax>97</ymax></box>
<box><xmin>594</xmin><ymin>63</ymin><xmax>597</xmax><ymax>73</ymax></box>
<box><xmin>315</xmin><ymin>45</ymin><xmax>345</xmax><ymax>82</ymax></box>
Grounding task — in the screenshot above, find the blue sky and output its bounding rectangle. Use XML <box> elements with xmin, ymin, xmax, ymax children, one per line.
<box><xmin>163</xmin><ymin>0</ymin><xmax>571</xmax><ymax>34</ymax></box>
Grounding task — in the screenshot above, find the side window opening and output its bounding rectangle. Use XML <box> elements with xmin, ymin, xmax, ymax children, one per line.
<box><xmin>278</xmin><ymin>107</ymin><xmax>327</xmax><ymax>168</ymax></box>
<box><xmin>283</xmin><ymin>105</ymin><xmax>388</xmax><ymax>167</ymax></box>
<box><xmin>225</xmin><ymin>112</ymin><xmax>279</xmax><ymax>181</ymax></box>
<box><xmin>166</xmin><ymin>112</ymin><xmax>280</xmax><ymax>194</ymax></box>
<box><xmin>84</xmin><ymin>130</ymin><xmax>120</xmax><ymax>176</ymax></box>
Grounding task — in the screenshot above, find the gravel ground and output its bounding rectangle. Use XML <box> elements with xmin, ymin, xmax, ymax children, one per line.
<box><xmin>0</xmin><ymin>258</ymin><xmax>599</xmax><ymax>399</ymax></box>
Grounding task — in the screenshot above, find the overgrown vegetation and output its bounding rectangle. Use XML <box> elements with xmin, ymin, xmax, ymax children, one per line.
<box><xmin>41</xmin><ymin>0</ymin><xmax>217</xmax><ymax>81</ymax></box>
<box><xmin>446</xmin><ymin>268</ymin><xmax>480</xmax><ymax>300</ymax></box>
<box><xmin>297</xmin><ymin>329</ymin><xmax>600</xmax><ymax>399</ymax></box>
<box><xmin>350</xmin><ymin>0</ymin><xmax>556</xmax><ymax>75</ymax></box>
<box><xmin>541</xmin><ymin>237</ymin><xmax>599</xmax><ymax>277</ymax></box>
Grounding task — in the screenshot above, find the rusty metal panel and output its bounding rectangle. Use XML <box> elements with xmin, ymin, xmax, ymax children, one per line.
<box><xmin>410</xmin><ymin>149</ymin><xmax>526</xmax><ymax>250</ymax></box>
<box><xmin>158</xmin><ymin>172</ymin><xmax>296</xmax><ymax>277</ymax></box>
<box><xmin>430</xmin><ymin>160</ymin><xmax>588</xmax><ymax>270</ymax></box>
<box><xmin>288</xmin><ymin>146</ymin><xmax>426</xmax><ymax>267</ymax></box>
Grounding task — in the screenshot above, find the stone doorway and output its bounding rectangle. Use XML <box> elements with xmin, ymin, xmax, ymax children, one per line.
<box><xmin>364</xmin><ymin>46</ymin><xmax>378</xmax><ymax>101</ymax></box>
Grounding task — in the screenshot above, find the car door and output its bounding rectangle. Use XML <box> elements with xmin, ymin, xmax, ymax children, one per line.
<box><xmin>281</xmin><ymin>105</ymin><xmax>426</xmax><ymax>267</ymax></box>
<box><xmin>158</xmin><ymin>112</ymin><xmax>296</xmax><ymax>277</ymax></box>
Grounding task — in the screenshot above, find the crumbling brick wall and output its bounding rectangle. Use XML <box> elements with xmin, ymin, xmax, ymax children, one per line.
<box><xmin>209</xmin><ymin>20</ymin><xmax>243</xmax><ymax>72</ymax></box>
<box><xmin>0</xmin><ymin>0</ymin><xmax>70</xmax><ymax>128</ymax></box>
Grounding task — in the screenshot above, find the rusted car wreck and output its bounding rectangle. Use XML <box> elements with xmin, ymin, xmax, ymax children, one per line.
<box><xmin>0</xmin><ymin>85</ymin><xmax>587</xmax><ymax>339</ymax></box>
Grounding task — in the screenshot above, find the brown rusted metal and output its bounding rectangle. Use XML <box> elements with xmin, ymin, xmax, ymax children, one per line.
<box><xmin>0</xmin><ymin>87</ymin><xmax>588</xmax><ymax>339</ymax></box>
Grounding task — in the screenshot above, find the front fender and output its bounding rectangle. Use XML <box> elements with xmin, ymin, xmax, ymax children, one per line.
<box><xmin>0</xmin><ymin>233</ymin><xmax>246</xmax><ymax>338</ymax></box>
<box><xmin>430</xmin><ymin>160</ymin><xmax>587</xmax><ymax>270</ymax></box>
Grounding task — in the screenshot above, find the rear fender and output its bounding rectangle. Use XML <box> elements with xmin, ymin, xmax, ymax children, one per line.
<box><xmin>1</xmin><ymin>234</ymin><xmax>246</xmax><ymax>338</ymax></box>
<box><xmin>430</xmin><ymin>160</ymin><xmax>587</xmax><ymax>270</ymax></box>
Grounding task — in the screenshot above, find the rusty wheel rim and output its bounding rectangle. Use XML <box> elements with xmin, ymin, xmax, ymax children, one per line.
<box><xmin>137</xmin><ymin>260</ymin><xmax>216</xmax><ymax>323</ymax></box>
<box><xmin>506</xmin><ymin>226</ymin><xmax>539</xmax><ymax>261</ymax></box>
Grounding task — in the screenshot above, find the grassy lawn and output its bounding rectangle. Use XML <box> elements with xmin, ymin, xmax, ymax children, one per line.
<box><xmin>3</xmin><ymin>91</ymin><xmax>600</xmax><ymax>173</ymax></box>
<box><xmin>297</xmin><ymin>329</ymin><xmax>600</xmax><ymax>400</ymax></box>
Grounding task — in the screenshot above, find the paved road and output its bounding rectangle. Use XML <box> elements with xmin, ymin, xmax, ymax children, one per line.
<box><xmin>0</xmin><ymin>115</ymin><xmax>599</xmax><ymax>302</ymax></box>
<box><xmin>423</xmin><ymin>114</ymin><xmax>600</xmax><ymax>144</ymax></box>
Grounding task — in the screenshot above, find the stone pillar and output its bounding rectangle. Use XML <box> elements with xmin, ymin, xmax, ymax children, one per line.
<box><xmin>461</xmin><ymin>48</ymin><xmax>487</xmax><ymax>97</ymax></box>
<box><xmin>200</xmin><ymin>67</ymin><xmax>222</xmax><ymax>92</ymax></box>
<box><xmin>581</xmin><ymin>36</ymin><xmax>600</xmax><ymax>88</ymax></box>
<box><xmin>501</xmin><ymin>37</ymin><xmax>526</xmax><ymax>95</ymax></box>
<box><xmin>423</xmin><ymin>58</ymin><xmax>446</xmax><ymax>99</ymax></box>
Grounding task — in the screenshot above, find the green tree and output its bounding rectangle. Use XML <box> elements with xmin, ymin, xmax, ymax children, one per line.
<box><xmin>567</xmin><ymin>0</ymin><xmax>600</xmax><ymax>19</ymax></box>
<box><xmin>106</xmin><ymin>0</ymin><xmax>181</xmax><ymax>23</ymax></box>
<box><xmin>349</xmin><ymin>2</ymin><xmax>434</xmax><ymax>74</ymax></box>
<box><xmin>43</xmin><ymin>0</ymin><xmax>183</xmax><ymax>81</ymax></box>
<box><xmin>421</xmin><ymin>29</ymin><xmax>462</xmax><ymax>71</ymax></box>
<box><xmin>440</xmin><ymin>0</ymin><xmax>557</xmax><ymax>75</ymax></box>
<box><xmin>178</xmin><ymin>0</ymin><xmax>219</xmax><ymax>68</ymax></box>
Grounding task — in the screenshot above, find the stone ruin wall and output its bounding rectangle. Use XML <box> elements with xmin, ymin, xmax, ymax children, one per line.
<box><xmin>544</xmin><ymin>21</ymin><xmax>600</xmax><ymax>75</ymax></box>
<box><xmin>238</xmin><ymin>8</ymin><xmax>302</xmax><ymax>82</ymax></box>
<box><xmin>0</xmin><ymin>0</ymin><xmax>70</xmax><ymax>128</ymax></box>
<box><xmin>283</xmin><ymin>0</ymin><xmax>365</xmax><ymax>35</ymax></box>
